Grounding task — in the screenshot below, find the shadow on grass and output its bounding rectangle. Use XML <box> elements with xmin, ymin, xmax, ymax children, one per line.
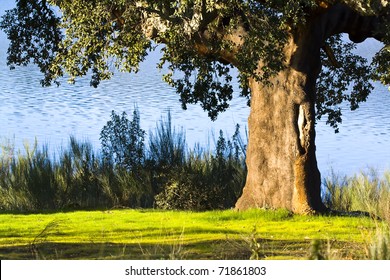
<box><xmin>0</xmin><ymin>238</ymin><xmax>366</xmax><ymax>260</ymax></box>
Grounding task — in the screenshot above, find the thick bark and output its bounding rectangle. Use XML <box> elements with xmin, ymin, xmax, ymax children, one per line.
<box><xmin>235</xmin><ymin>34</ymin><xmax>326</xmax><ymax>214</ymax></box>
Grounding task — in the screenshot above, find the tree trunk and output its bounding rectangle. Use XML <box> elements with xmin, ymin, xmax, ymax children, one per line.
<box><xmin>235</xmin><ymin>33</ymin><xmax>327</xmax><ymax>214</ymax></box>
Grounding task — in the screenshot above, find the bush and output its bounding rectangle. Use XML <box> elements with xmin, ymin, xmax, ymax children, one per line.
<box><xmin>0</xmin><ymin>136</ymin><xmax>154</xmax><ymax>211</ymax></box>
<box><xmin>0</xmin><ymin>110</ymin><xmax>247</xmax><ymax>212</ymax></box>
<box><xmin>0</xmin><ymin>140</ymin><xmax>58</xmax><ymax>210</ymax></box>
<box><xmin>155</xmin><ymin>127</ymin><xmax>246</xmax><ymax>211</ymax></box>
<box><xmin>146</xmin><ymin>111</ymin><xmax>187</xmax><ymax>194</ymax></box>
<box><xmin>56</xmin><ymin>137</ymin><xmax>105</xmax><ymax>209</ymax></box>
<box><xmin>100</xmin><ymin>108</ymin><xmax>145</xmax><ymax>171</ymax></box>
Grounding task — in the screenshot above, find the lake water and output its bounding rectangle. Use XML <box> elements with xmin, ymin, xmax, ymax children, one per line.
<box><xmin>0</xmin><ymin>1</ymin><xmax>389</xmax><ymax>177</ymax></box>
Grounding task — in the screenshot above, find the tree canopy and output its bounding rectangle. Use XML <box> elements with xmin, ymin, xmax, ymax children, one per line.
<box><xmin>1</xmin><ymin>0</ymin><xmax>389</xmax><ymax>128</ymax></box>
<box><xmin>3</xmin><ymin>0</ymin><xmax>390</xmax><ymax>213</ymax></box>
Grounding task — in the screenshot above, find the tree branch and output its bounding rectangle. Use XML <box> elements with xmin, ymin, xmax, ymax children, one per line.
<box><xmin>317</xmin><ymin>3</ymin><xmax>384</xmax><ymax>43</ymax></box>
<box><xmin>322</xmin><ymin>44</ymin><xmax>341</xmax><ymax>68</ymax></box>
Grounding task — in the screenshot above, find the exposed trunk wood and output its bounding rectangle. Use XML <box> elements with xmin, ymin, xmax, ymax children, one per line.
<box><xmin>235</xmin><ymin>31</ymin><xmax>326</xmax><ymax>213</ymax></box>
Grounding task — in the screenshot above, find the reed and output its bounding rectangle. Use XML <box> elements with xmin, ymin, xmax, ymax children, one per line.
<box><xmin>323</xmin><ymin>169</ymin><xmax>390</xmax><ymax>223</ymax></box>
<box><xmin>0</xmin><ymin>110</ymin><xmax>247</xmax><ymax>212</ymax></box>
<box><xmin>2</xmin><ymin>108</ymin><xmax>389</xmax><ymax>218</ymax></box>
<box><xmin>148</xmin><ymin>110</ymin><xmax>186</xmax><ymax>170</ymax></box>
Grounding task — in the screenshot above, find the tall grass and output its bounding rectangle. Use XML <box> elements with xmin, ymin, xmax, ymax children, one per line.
<box><xmin>0</xmin><ymin>110</ymin><xmax>247</xmax><ymax>212</ymax></box>
<box><xmin>323</xmin><ymin>169</ymin><xmax>390</xmax><ymax>223</ymax></box>
<box><xmin>2</xmin><ymin>107</ymin><xmax>389</xmax><ymax>218</ymax></box>
<box><xmin>0</xmin><ymin>136</ymin><xmax>154</xmax><ymax>211</ymax></box>
<box><xmin>366</xmin><ymin>225</ymin><xmax>390</xmax><ymax>260</ymax></box>
<box><xmin>148</xmin><ymin>111</ymin><xmax>186</xmax><ymax>170</ymax></box>
<box><xmin>152</xmin><ymin>117</ymin><xmax>247</xmax><ymax>210</ymax></box>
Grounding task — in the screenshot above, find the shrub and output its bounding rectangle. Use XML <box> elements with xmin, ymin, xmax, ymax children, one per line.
<box><xmin>155</xmin><ymin>127</ymin><xmax>246</xmax><ymax>211</ymax></box>
<box><xmin>0</xmin><ymin>140</ymin><xmax>58</xmax><ymax>210</ymax></box>
<box><xmin>0</xmin><ymin>110</ymin><xmax>247</xmax><ymax>212</ymax></box>
<box><xmin>100</xmin><ymin>108</ymin><xmax>145</xmax><ymax>171</ymax></box>
<box><xmin>146</xmin><ymin>111</ymin><xmax>187</xmax><ymax>195</ymax></box>
<box><xmin>0</xmin><ymin>136</ymin><xmax>154</xmax><ymax>211</ymax></box>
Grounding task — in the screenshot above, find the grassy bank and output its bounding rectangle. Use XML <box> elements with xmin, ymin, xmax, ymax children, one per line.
<box><xmin>1</xmin><ymin>110</ymin><xmax>390</xmax><ymax>260</ymax></box>
<box><xmin>0</xmin><ymin>209</ymin><xmax>388</xmax><ymax>260</ymax></box>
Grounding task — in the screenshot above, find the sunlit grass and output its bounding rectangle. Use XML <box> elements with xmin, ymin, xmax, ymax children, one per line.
<box><xmin>0</xmin><ymin>209</ymin><xmax>385</xmax><ymax>260</ymax></box>
<box><xmin>323</xmin><ymin>169</ymin><xmax>390</xmax><ymax>223</ymax></box>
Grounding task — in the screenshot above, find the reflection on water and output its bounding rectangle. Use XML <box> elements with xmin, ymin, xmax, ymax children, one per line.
<box><xmin>0</xmin><ymin>1</ymin><xmax>389</xmax><ymax>177</ymax></box>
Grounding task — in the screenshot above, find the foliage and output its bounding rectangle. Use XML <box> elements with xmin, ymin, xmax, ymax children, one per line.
<box><xmin>2</xmin><ymin>1</ymin><xmax>389</xmax><ymax>127</ymax></box>
<box><xmin>0</xmin><ymin>140</ymin><xmax>57</xmax><ymax>210</ymax></box>
<box><xmin>148</xmin><ymin>111</ymin><xmax>186</xmax><ymax>171</ymax></box>
<box><xmin>372</xmin><ymin>46</ymin><xmax>390</xmax><ymax>86</ymax></box>
<box><xmin>0</xmin><ymin>135</ymin><xmax>153</xmax><ymax>211</ymax></box>
<box><xmin>316</xmin><ymin>34</ymin><xmax>374</xmax><ymax>132</ymax></box>
<box><xmin>0</xmin><ymin>0</ymin><xmax>62</xmax><ymax>86</ymax></box>
<box><xmin>0</xmin><ymin>110</ymin><xmax>246</xmax><ymax>212</ymax></box>
<box><xmin>100</xmin><ymin>108</ymin><xmax>145</xmax><ymax>171</ymax></box>
<box><xmin>3</xmin><ymin>106</ymin><xmax>390</xmax><ymax>214</ymax></box>
<box><xmin>154</xmin><ymin>126</ymin><xmax>246</xmax><ymax>210</ymax></box>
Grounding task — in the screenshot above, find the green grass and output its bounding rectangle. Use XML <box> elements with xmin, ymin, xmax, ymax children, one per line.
<box><xmin>0</xmin><ymin>209</ymin><xmax>385</xmax><ymax>260</ymax></box>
